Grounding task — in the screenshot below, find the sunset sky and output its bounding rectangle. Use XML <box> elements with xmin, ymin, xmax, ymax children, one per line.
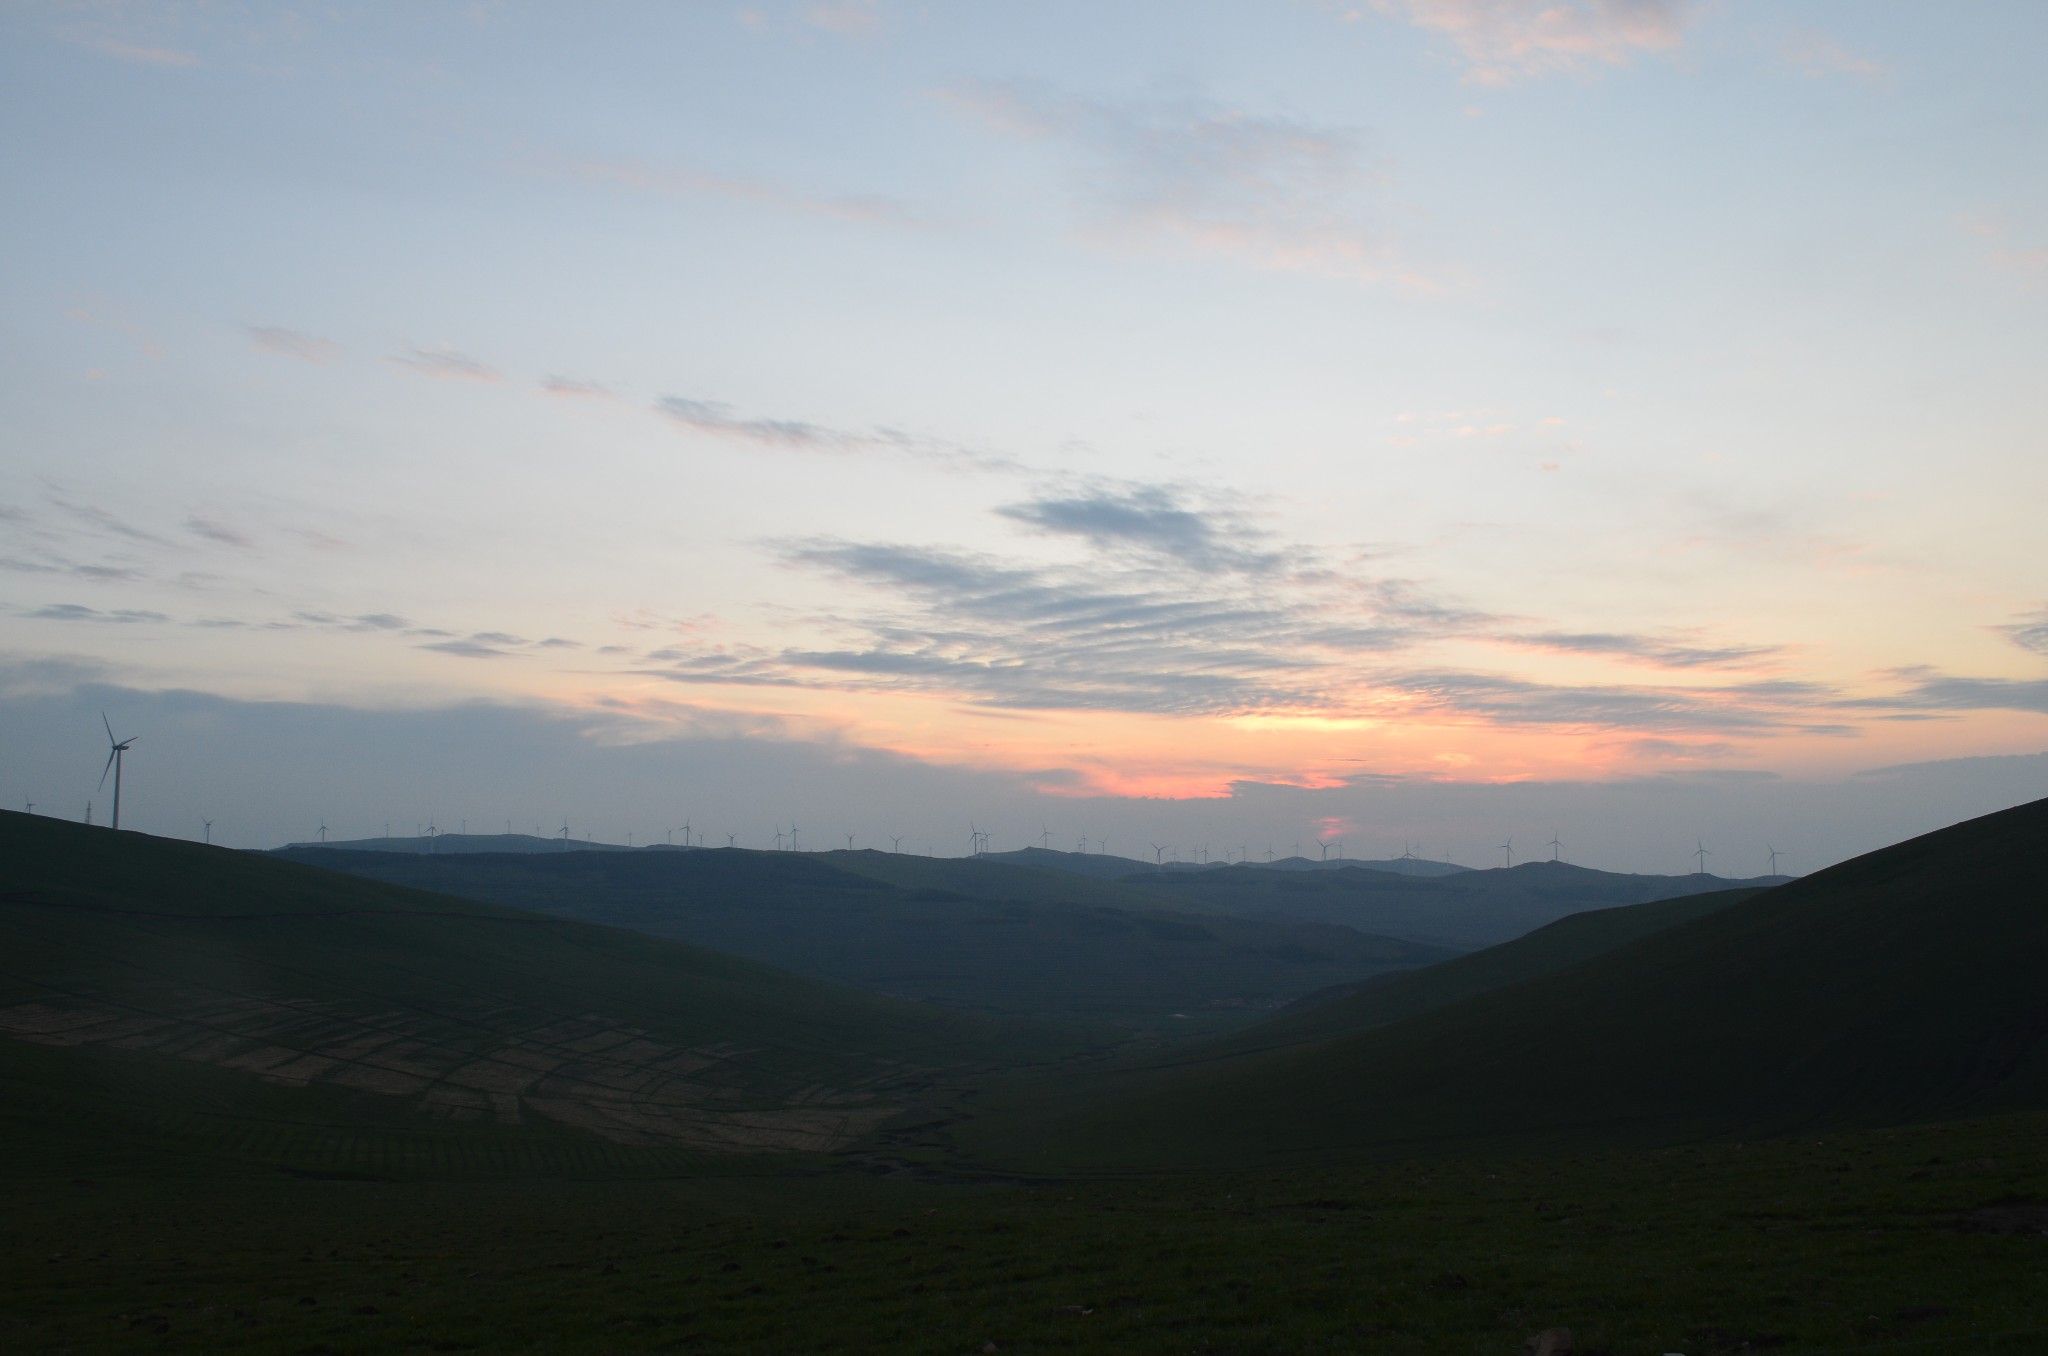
<box><xmin>2</xmin><ymin>1</ymin><xmax>2044</xmax><ymax>868</ymax></box>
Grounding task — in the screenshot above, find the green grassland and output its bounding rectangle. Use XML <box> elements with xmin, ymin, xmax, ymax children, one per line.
<box><xmin>4</xmin><ymin>1107</ymin><xmax>2045</xmax><ymax>1353</ymax></box>
<box><xmin>6</xmin><ymin>802</ymin><xmax>2047</xmax><ymax>1352</ymax></box>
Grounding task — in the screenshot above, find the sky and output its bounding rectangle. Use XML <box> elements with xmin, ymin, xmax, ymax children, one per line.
<box><xmin>1</xmin><ymin>0</ymin><xmax>2044</xmax><ymax>870</ymax></box>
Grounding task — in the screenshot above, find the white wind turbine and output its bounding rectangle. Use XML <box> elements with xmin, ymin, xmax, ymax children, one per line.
<box><xmin>97</xmin><ymin>715</ymin><xmax>138</xmax><ymax>830</ymax></box>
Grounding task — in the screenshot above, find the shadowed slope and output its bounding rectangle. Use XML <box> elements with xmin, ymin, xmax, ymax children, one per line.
<box><xmin>0</xmin><ymin>812</ymin><xmax>1044</xmax><ymax>1173</ymax></box>
<box><xmin>276</xmin><ymin>845</ymin><xmax>1457</xmax><ymax>1024</ymax></box>
<box><xmin>966</xmin><ymin>797</ymin><xmax>2048</xmax><ymax>1170</ymax></box>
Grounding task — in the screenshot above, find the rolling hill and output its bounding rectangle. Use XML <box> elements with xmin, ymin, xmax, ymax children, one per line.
<box><xmin>1124</xmin><ymin>857</ymin><xmax>1790</xmax><ymax>948</ymax></box>
<box><xmin>0</xmin><ymin>810</ymin><xmax>1050</xmax><ymax>1175</ymax></box>
<box><xmin>964</xmin><ymin>796</ymin><xmax>2048</xmax><ymax>1170</ymax></box>
<box><xmin>273</xmin><ymin>845</ymin><xmax>1459</xmax><ymax>1024</ymax></box>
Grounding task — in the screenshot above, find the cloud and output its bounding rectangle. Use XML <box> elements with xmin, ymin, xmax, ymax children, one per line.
<box><xmin>2002</xmin><ymin>607</ymin><xmax>2048</xmax><ymax>658</ymax></box>
<box><xmin>942</xmin><ymin>82</ymin><xmax>1426</xmax><ymax>287</ymax></box>
<box><xmin>1779</xmin><ymin>29</ymin><xmax>1886</xmax><ymax>82</ymax></box>
<box><xmin>41</xmin><ymin>493</ymin><xmax>172</xmax><ymax>548</ymax></box>
<box><xmin>656</xmin><ymin>397</ymin><xmax>850</xmax><ymax>450</ymax></box>
<box><xmin>539</xmin><ymin>375</ymin><xmax>613</xmax><ymax>399</ymax></box>
<box><xmin>640</xmin><ymin>530</ymin><xmax>1824</xmax><ymax>736</ymax></box>
<box><xmin>996</xmin><ymin>484</ymin><xmax>1286</xmax><ymax>575</ymax></box>
<box><xmin>388</xmin><ymin>346</ymin><xmax>501</xmax><ymax>382</ymax></box>
<box><xmin>1506</xmin><ymin>630</ymin><xmax>1783</xmax><ymax>669</ymax></box>
<box><xmin>61</xmin><ymin>30</ymin><xmax>200</xmax><ymax>67</ymax></box>
<box><xmin>1873</xmin><ymin>669</ymin><xmax>2048</xmax><ymax>717</ymax></box>
<box><xmin>1959</xmin><ymin>213</ymin><xmax>2048</xmax><ymax>281</ymax></box>
<box><xmin>25</xmin><ymin>603</ymin><xmax>169</xmax><ymax>624</ymax></box>
<box><xmin>538</xmin><ymin>155</ymin><xmax>918</xmax><ymax>228</ymax></box>
<box><xmin>419</xmin><ymin>639</ymin><xmax>517</xmax><ymax>660</ymax></box>
<box><xmin>805</xmin><ymin>1</ymin><xmax>880</xmax><ymax>34</ymax></box>
<box><xmin>185</xmin><ymin>516</ymin><xmax>254</xmax><ymax>548</ymax></box>
<box><xmin>1361</xmin><ymin>0</ymin><xmax>1693</xmax><ymax>85</ymax></box>
<box><xmin>247</xmin><ymin>326</ymin><xmax>341</xmax><ymax>363</ymax></box>
<box><xmin>654</xmin><ymin>396</ymin><xmax>1019</xmax><ymax>471</ymax></box>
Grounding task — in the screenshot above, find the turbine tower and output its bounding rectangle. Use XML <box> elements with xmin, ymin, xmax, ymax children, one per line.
<box><xmin>97</xmin><ymin>715</ymin><xmax>138</xmax><ymax>830</ymax></box>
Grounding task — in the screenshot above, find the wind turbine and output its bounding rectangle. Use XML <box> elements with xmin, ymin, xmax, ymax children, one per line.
<box><xmin>1151</xmin><ymin>842</ymin><xmax>1165</xmax><ymax>865</ymax></box>
<box><xmin>559</xmin><ymin>819</ymin><xmax>571</xmax><ymax>851</ymax></box>
<box><xmin>1095</xmin><ymin>837</ymin><xmax>1106</xmax><ymax>855</ymax></box>
<box><xmin>681</xmin><ymin>820</ymin><xmax>692</xmax><ymax>848</ymax></box>
<box><xmin>789</xmin><ymin>822</ymin><xmax>800</xmax><ymax>852</ymax></box>
<box><xmin>1076</xmin><ymin>833</ymin><xmax>1088</xmax><ymax>854</ymax></box>
<box><xmin>1500</xmin><ymin>836</ymin><xmax>1513</xmax><ymax>868</ymax></box>
<box><xmin>1547</xmin><ymin>832</ymin><xmax>1563</xmax><ymax>863</ymax></box>
<box><xmin>1694</xmin><ymin>840</ymin><xmax>1710</xmax><ymax>876</ymax></box>
<box><xmin>1316</xmin><ymin>838</ymin><xmax>1331</xmax><ymax>862</ymax></box>
<box><xmin>1039</xmin><ymin>823</ymin><xmax>1053</xmax><ymax>850</ymax></box>
<box><xmin>97</xmin><ymin>715</ymin><xmax>137</xmax><ymax>830</ymax></box>
<box><xmin>202</xmin><ymin>818</ymin><xmax>212</xmax><ymax>845</ymax></box>
<box><xmin>318</xmin><ymin>821</ymin><xmax>328</xmax><ymax>844</ymax></box>
<box><xmin>726</xmin><ymin>832</ymin><xmax>737</xmax><ymax>848</ymax></box>
<box><xmin>1265</xmin><ymin>843</ymin><xmax>1274</xmax><ymax>863</ymax></box>
<box><xmin>1768</xmin><ymin>845</ymin><xmax>1782</xmax><ymax>876</ymax></box>
<box><xmin>773</xmin><ymin>828</ymin><xmax>785</xmax><ymax>851</ymax></box>
<box><xmin>890</xmin><ymin>835</ymin><xmax>904</xmax><ymax>853</ymax></box>
<box><xmin>845</xmin><ymin>833</ymin><xmax>855</xmax><ymax>851</ymax></box>
<box><xmin>23</xmin><ymin>800</ymin><xmax>32</xmax><ymax>815</ymax></box>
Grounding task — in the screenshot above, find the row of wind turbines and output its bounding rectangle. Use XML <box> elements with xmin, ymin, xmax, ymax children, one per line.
<box><xmin>33</xmin><ymin>717</ymin><xmax>1791</xmax><ymax>878</ymax></box>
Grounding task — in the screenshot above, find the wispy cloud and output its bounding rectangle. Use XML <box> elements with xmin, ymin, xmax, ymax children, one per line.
<box><xmin>1959</xmin><ymin>212</ymin><xmax>2048</xmax><ymax>281</ymax></box>
<box><xmin>1358</xmin><ymin>0</ymin><xmax>1694</xmax><ymax>85</ymax></box>
<box><xmin>25</xmin><ymin>603</ymin><xmax>169</xmax><ymax>624</ymax></box>
<box><xmin>1505</xmin><ymin>630</ymin><xmax>1783</xmax><ymax>669</ymax></box>
<box><xmin>997</xmin><ymin>484</ymin><xmax>1287</xmax><ymax>576</ymax></box>
<box><xmin>59</xmin><ymin>27</ymin><xmax>200</xmax><ymax>68</ymax></box>
<box><xmin>388</xmin><ymin>346</ymin><xmax>501</xmax><ymax>382</ymax></box>
<box><xmin>654</xmin><ymin>395</ymin><xmax>1019</xmax><ymax>471</ymax></box>
<box><xmin>2001</xmin><ymin>607</ymin><xmax>2048</xmax><ymax>658</ymax></box>
<box><xmin>942</xmin><ymin>81</ymin><xmax>1429</xmax><ymax>287</ymax></box>
<box><xmin>185</xmin><ymin>516</ymin><xmax>254</xmax><ymax>548</ymax></box>
<box><xmin>539</xmin><ymin>375</ymin><xmax>613</xmax><ymax>399</ymax></box>
<box><xmin>247</xmin><ymin>325</ymin><xmax>342</xmax><ymax>363</ymax></box>
<box><xmin>536</xmin><ymin>154</ymin><xmax>919</xmax><ymax>228</ymax></box>
<box><xmin>1779</xmin><ymin>28</ymin><xmax>1887</xmax><ymax>82</ymax></box>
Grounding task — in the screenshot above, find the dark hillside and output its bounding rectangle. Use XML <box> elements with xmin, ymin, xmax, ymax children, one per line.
<box><xmin>968</xmin><ymin>797</ymin><xmax>2048</xmax><ymax>1169</ymax></box>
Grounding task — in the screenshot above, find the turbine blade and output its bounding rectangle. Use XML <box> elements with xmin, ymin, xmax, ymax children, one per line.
<box><xmin>103</xmin><ymin>712</ymin><xmax>116</xmax><ymax>743</ymax></box>
<box><xmin>98</xmin><ymin>747</ymin><xmax>117</xmax><ymax>791</ymax></box>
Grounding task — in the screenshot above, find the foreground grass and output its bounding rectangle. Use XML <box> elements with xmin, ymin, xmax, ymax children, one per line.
<box><xmin>5</xmin><ymin>1111</ymin><xmax>2044</xmax><ymax>1354</ymax></box>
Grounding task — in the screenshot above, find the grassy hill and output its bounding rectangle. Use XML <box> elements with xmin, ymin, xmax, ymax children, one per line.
<box><xmin>1205</xmin><ymin>886</ymin><xmax>1761</xmax><ymax>1057</ymax></box>
<box><xmin>1124</xmin><ymin>857</ymin><xmax>1790</xmax><ymax>948</ymax></box>
<box><xmin>964</xmin><ymin>796</ymin><xmax>2048</xmax><ymax>1170</ymax></box>
<box><xmin>275</xmin><ymin>845</ymin><xmax>1458</xmax><ymax>1026</ymax></box>
<box><xmin>0</xmin><ymin>811</ymin><xmax>1051</xmax><ymax>1177</ymax></box>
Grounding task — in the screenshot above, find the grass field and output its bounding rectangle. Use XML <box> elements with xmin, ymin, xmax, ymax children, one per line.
<box><xmin>6</xmin><ymin>803</ymin><xmax>2046</xmax><ymax>1352</ymax></box>
<box><xmin>4</xmin><ymin>1108</ymin><xmax>2045</xmax><ymax>1353</ymax></box>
